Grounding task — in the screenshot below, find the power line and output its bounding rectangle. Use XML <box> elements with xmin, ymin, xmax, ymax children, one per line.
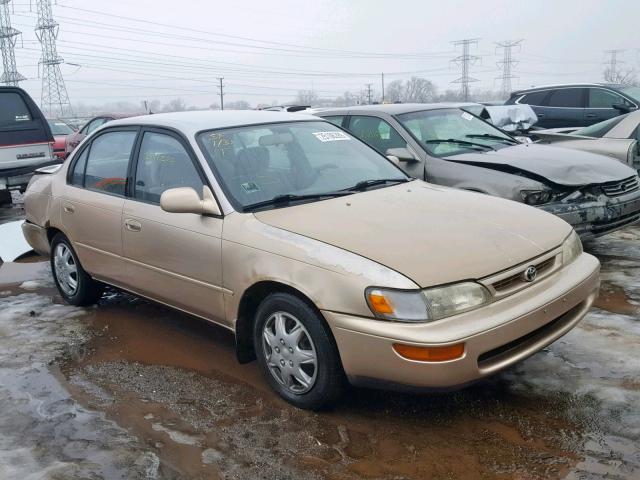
<box><xmin>495</xmin><ymin>39</ymin><xmax>522</xmax><ymax>98</ymax></box>
<box><xmin>35</xmin><ymin>0</ymin><xmax>72</xmax><ymax>116</ymax></box>
<box><xmin>451</xmin><ymin>38</ymin><xmax>480</xmax><ymax>101</ymax></box>
<box><xmin>0</xmin><ymin>0</ymin><xmax>25</xmax><ymax>85</ymax></box>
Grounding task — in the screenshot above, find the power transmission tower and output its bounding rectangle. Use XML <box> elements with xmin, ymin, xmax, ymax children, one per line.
<box><xmin>217</xmin><ymin>77</ymin><xmax>224</xmax><ymax>110</ymax></box>
<box><xmin>0</xmin><ymin>0</ymin><xmax>25</xmax><ymax>86</ymax></box>
<box><xmin>35</xmin><ymin>0</ymin><xmax>72</xmax><ymax>117</ymax></box>
<box><xmin>603</xmin><ymin>49</ymin><xmax>625</xmax><ymax>82</ymax></box>
<box><xmin>365</xmin><ymin>83</ymin><xmax>373</xmax><ymax>104</ymax></box>
<box><xmin>452</xmin><ymin>39</ymin><xmax>480</xmax><ymax>101</ymax></box>
<box><xmin>496</xmin><ymin>40</ymin><xmax>522</xmax><ymax>99</ymax></box>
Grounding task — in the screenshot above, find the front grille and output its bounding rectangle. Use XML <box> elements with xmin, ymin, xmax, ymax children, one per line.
<box><xmin>491</xmin><ymin>256</ymin><xmax>556</xmax><ymax>293</ymax></box>
<box><xmin>601</xmin><ymin>176</ymin><xmax>640</xmax><ymax>197</ymax></box>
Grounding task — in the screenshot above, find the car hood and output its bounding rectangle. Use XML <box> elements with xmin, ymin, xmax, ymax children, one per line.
<box><xmin>254</xmin><ymin>182</ymin><xmax>571</xmax><ymax>288</ymax></box>
<box><xmin>444</xmin><ymin>143</ymin><xmax>635</xmax><ymax>186</ymax></box>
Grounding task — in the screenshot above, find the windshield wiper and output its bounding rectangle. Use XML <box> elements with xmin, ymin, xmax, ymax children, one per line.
<box><xmin>342</xmin><ymin>178</ymin><xmax>411</xmax><ymax>192</ymax></box>
<box><xmin>243</xmin><ymin>191</ymin><xmax>353</xmax><ymax>211</ymax></box>
<box><xmin>465</xmin><ymin>133</ymin><xmax>519</xmax><ymax>144</ymax></box>
<box><xmin>424</xmin><ymin>138</ymin><xmax>495</xmax><ymax>151</ymax></box>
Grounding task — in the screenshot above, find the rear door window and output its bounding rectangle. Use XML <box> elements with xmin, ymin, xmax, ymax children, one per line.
<box><xmin>84</xmin><ymin>131</ymin><xmax>137</xmax><ymax>196</ymax></box>
<box><xmin>547</xmin><ymin>88</ymin><xmax>585</xmax><ymax>108</ymax></box>
<box><xmin>0</xmin><ymin>92</ymin><xmax>32</xmax><ymax>128</ymax></box>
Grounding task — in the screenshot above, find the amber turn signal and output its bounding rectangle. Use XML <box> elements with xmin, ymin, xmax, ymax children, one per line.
<box><xmin>392</xmin><ymin>343</ymin><xmax>465</xmax><ymax>362</ymax></box>
<box><xmin>367</xmin><ymin>291</ymin><xmax>395</xmax><ymax>314</ymax></box>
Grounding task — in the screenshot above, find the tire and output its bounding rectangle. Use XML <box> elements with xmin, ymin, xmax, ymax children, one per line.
<box><xmin>0</xmin><ymin>190</ymin><xmax>12</xmax><ymax>206</ymax></box>
<box><xmin>50</xmin><ymin>233</ymin><xmax>104</xmax><ymax>306</ymax></box>
<box><xmin>253</xmin><ymin>292</ymin><xmax>345</xmax><ymax>410</ymax></box>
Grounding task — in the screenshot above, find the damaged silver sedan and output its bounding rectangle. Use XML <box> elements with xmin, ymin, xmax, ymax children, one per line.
<box><xmin>317</xmin><ymin>104</ymin><xmax>640</xmax><ymax>239</ymax></box>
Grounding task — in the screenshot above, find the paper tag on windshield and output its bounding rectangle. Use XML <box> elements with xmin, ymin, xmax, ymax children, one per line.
<box><xmin>461</xmin><ymin>112</ymin><xmax>473</xmax><ymax>121</ymax></box>
<box><xmin>312</xmin><ymin>131</ymin><xmax>350</xmax><ymax>142</ymax></box>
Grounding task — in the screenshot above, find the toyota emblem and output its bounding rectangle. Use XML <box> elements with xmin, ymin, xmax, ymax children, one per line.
<box><xmin>523</xmin><ymin>265</ymin><xmax>538</xmax><ymax>282</ymax></box>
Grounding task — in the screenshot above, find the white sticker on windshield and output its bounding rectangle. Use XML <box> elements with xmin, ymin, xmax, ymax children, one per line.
<box><xmin>461</xmin><ymin>112</ymin><xmax>473</xmax><ymax>121</ymax></box>
<box><xmin>312</xmin><ymin>131</ymin><xmax>350</xmax><ymax>142</ymax></box>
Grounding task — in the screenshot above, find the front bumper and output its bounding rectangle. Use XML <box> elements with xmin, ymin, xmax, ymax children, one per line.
<box><xmin>324</xmin><ymin>253</ymin><xmax>600</xmax><ymax>391</ymax></box>
<box><xmin>539</xmin><ymin>193</ymin><xmax>640</xmax><ymax>240</ymax></box>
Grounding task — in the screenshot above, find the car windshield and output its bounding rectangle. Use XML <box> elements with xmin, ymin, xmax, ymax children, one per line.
<box><xmin>620</xmin><ymin>86</ymin><xmax>640</xmax><ymax>102</ymax></box>
<box><xmin>573</xmin><ymin>114</ymin><xmax>628</xmax><ymax>138</ymax></box>
<box><xmin>48</xmin><ymin>120</ymin><xmax>74</xmax><ymax>135</ymax></box>
<box><xmin>197</xmin><ymin>121</ymin><xmax>407</xmax><ymax>210</ymax></box>
<box><xmin>396</xmin><ymin>108</ymin><xmax>517</xmax><ymax>157</ymax></box>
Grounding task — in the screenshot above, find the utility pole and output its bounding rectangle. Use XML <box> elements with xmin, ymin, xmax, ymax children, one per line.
<box><xmin>365</xmin><ymin>83</ymin><xmax>373</xmax><ymax>104</ymax></box>
<box><xmin>36</xmin><ymin>0</ymin><xmax>72</xmax><ymax>117</ymax></box>
<box><xmin>217</xmin><ymin>77</ymin><xmax>224</xmax><ymax>110</ymax></box>
<box><xmin>496</xmin><ymin>39</ymin><xmax>523</xmax><ymax>99</ymax></box>
<box><xmin>451</xmin><ymin>38</ymin><xmax>480</xmax><ymax>101</ymax></box>
<box><xmin>381</xmin><ymin>73</ymin><xmax>385</xmax><ymax>103</ymax></box>
<box><xmin>0</xmin><ymin>0</ymin><xmax>25</xmax><ymax>86</ymax></box>
<box><xmin>603</xmin><ymin>49</ymin><xmax>624</xmax><ymax>82</ymax></box>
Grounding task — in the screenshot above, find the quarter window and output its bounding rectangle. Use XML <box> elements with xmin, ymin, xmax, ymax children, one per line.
<box><xmin>546</xmin><ymin>88</ymin><xmax>584</xmax><ymax>108</ymax></box>
<box><xmin>84</xmin><ymin>131</ymin><xmax>137</xmax><ymax>196</ymax></box>
<box><xmin>70</xmin><ymin>148</ymin><xmax>89</xmax><ymax>186</ymax></box>
<box><xmin>588</xmin><ymin>89</ymin><xmax>627</xmax><ymax>108</ymax></box>
<box><xmin>348</xmin><ymin>116</ymin><xmax>407</xmax><ymax>154</ymax></box>
<box><xmin>323</xmin><ymin>116</ymin><xmax>345</xmax><ymax>127</ymax></box>
<box><xmin>134</xmin><ymin>132</ymin><xmax>204</xmax><ymax>204</ymax></box>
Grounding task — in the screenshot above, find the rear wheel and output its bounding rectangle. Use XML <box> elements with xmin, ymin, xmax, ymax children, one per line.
<box><xmin>50</xmin><ymin>233</ymin><xmax>104</xmax><ymax>306</ymax></box>
<box><xmin>253</xmin><ymin>292</ymin><xmax>345</xmax><ymax>410</ymax></box>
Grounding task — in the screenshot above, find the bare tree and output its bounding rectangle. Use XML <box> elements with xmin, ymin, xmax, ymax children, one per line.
<box><xmin>384</xmin><ymin>77</ymin><xmax>437</xmax><ymax>103</ymax></box>
<box><xmin>162</xmin><ymin>98</ymin><xmax>187</xmax><ymax>112</ymax></box>
<box><xmin>604</xmin><ymin>67</ymin><xmax>638</xmax><ymax>86</ymax></box>
<box><xmin>295</xmin><ymin>90</ymin><xmax>318</xmax><ymax>105</ymax></box>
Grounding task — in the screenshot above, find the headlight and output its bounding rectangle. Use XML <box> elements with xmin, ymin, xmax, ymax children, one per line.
<box><xmin>366</xmin><ymin>282</ymin><xmax>491</xmax><ymax>323</ymax></box>
<box><xmin>562</xmin><ymin>230</ymin><xmax>582</xmax><ymax>265</ymax></box>
<box><xmin>520</xmin><ymin>189</ymin><xmax>553</xmax><ymax>205</ymax></box>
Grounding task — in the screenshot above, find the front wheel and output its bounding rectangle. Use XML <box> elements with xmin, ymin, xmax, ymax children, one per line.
<box><xmin>50</xmin><ymin>233</ymin><xmax>104</xmax><ymax>306</ymax></box>
<box><xmin>253</xmin><ymin>293</ymin><xmax>345</xmax><ymax>410</ymax></box>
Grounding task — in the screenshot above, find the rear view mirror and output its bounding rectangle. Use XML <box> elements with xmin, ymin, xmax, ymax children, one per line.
<box><xmin>386</xmin><ymin>147</ymin><xmax>418</xmax><ymax>162</ymax></box>
<box><xmin>160</xmin><ymin>186</ymin><xmax>221</xmax><ymax>216</ymax></box>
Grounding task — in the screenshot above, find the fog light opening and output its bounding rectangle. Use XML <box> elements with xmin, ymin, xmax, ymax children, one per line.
<box><xmin>392</xmin><ymin>343</ymin><xmax>465</xmax><ymax>362</ymax></box>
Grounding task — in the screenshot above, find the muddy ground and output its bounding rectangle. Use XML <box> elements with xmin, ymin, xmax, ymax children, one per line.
<box><xmin>0</xmin><ymin>193</ymin><xmax>638</xmax><ymax>480</ymax></box>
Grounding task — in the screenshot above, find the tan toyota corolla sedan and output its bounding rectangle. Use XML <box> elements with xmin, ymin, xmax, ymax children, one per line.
<box><xmin>22</xmin><ymin>111</ymin><xmax>600</xmax><ymax>409</ymax></box>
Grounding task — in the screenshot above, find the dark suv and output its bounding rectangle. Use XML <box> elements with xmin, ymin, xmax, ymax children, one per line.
<box><xmin>506</xmin><ymin>83</ymin><xmax>640</xmax><ymax>129</ymax></box>
<box><xmin>0</xmin><ymin>86</ymin><xmax>56</xmax><ymax>205</ymax></box>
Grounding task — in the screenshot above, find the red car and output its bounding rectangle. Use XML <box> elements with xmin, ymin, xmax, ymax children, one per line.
<box><xmin>47</xmin><ymin>119</ymin><xmax>76</xmax><ymax>160</ymax></box>
<box><xmin>65</xmin><ymin>113</ymin><xmax>143</xmax><ymax>157</ymax></box>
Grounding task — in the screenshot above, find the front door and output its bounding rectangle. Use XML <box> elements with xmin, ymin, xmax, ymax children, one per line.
<box><xmin>121</xmin><ymin>129</ymin><xmax>225</xmax><ymax>324</ymax></box>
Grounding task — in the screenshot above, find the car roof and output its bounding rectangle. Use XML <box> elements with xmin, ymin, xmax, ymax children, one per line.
<box><xmin>105</xmin><ymin>110</ymin><xmax>321</xmax><ymax>135</ymax></box>
<box><xmin>511</xmin><ymin>83</ymin><xmax>623</xmax><ymax>95</ymax></box>
<box><xmin>317</xmin><ymin>103</ymin><xmax>469</xmax><ymax>116</ymax></box>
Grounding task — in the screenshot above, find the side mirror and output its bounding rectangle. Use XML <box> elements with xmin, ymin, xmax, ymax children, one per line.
<box><xmin>160</xmin><ymin>186</ymin><xmax>221</xmax><ymax>216</ymax></box>
<box><xmin>612</xmin><ymin>102</ymin><xmax>632</xmax><ymax>113</ymax></box>
<box><xmin>386</xmin><ymin>147</ymin><xmax>418</xmax><ymax>162</ymax></box>
<box><xmin>386</xmin><ymin>155</ymin><xmax>400</xmax><ymax>165</ymax></box>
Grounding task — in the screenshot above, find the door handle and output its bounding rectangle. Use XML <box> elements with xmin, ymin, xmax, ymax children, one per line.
<box><xmin>124</xmin><ymin>219</ymin><xmax>142</xmax><ymax>232</ymax></box>
<box><xmin>63</xmin><ymin>204</ymin><xmax>75</xmax><ymax>214</ymax></box>
<box><xmin>537</xmin><ymin>113</ymin><xmax>545</xmax><ymax>117</ymax></box>
<box><xmin>585</xmin><ymin>113</ymin><xmax>597</xmax><ymax>118</ymax></box>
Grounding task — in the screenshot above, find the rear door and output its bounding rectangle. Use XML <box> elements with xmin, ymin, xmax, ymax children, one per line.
<box><xmin>585</xmin><ymin>87</ymin><xmax>633</xmax><ymax>125</ymax></box>
<box><xmin>0</xmin><ymin>88</ymin><xmax>54</xmax><ymax>173</ymax></box>
<box><xmin>536</xmin><ymin>88</ymin><xmax>587</xmax><ymax>128</ymax></box>
<box><xmin>61</xmin><ymin>128</ymin><xmax>138</xmax><ymax>285</ymax></box>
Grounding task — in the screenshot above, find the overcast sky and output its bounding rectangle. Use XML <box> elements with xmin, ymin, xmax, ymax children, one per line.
<box><xmin>8</xmin><ymin>0</ymin><xmax>640</xmax><ymax>110</ymax></box>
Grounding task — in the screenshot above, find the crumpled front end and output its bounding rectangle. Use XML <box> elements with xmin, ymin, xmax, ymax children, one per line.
<box><xmin>539</xmin><ymin>175</ymin><xmax>640</xmax><ymax>239</ymax></box>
